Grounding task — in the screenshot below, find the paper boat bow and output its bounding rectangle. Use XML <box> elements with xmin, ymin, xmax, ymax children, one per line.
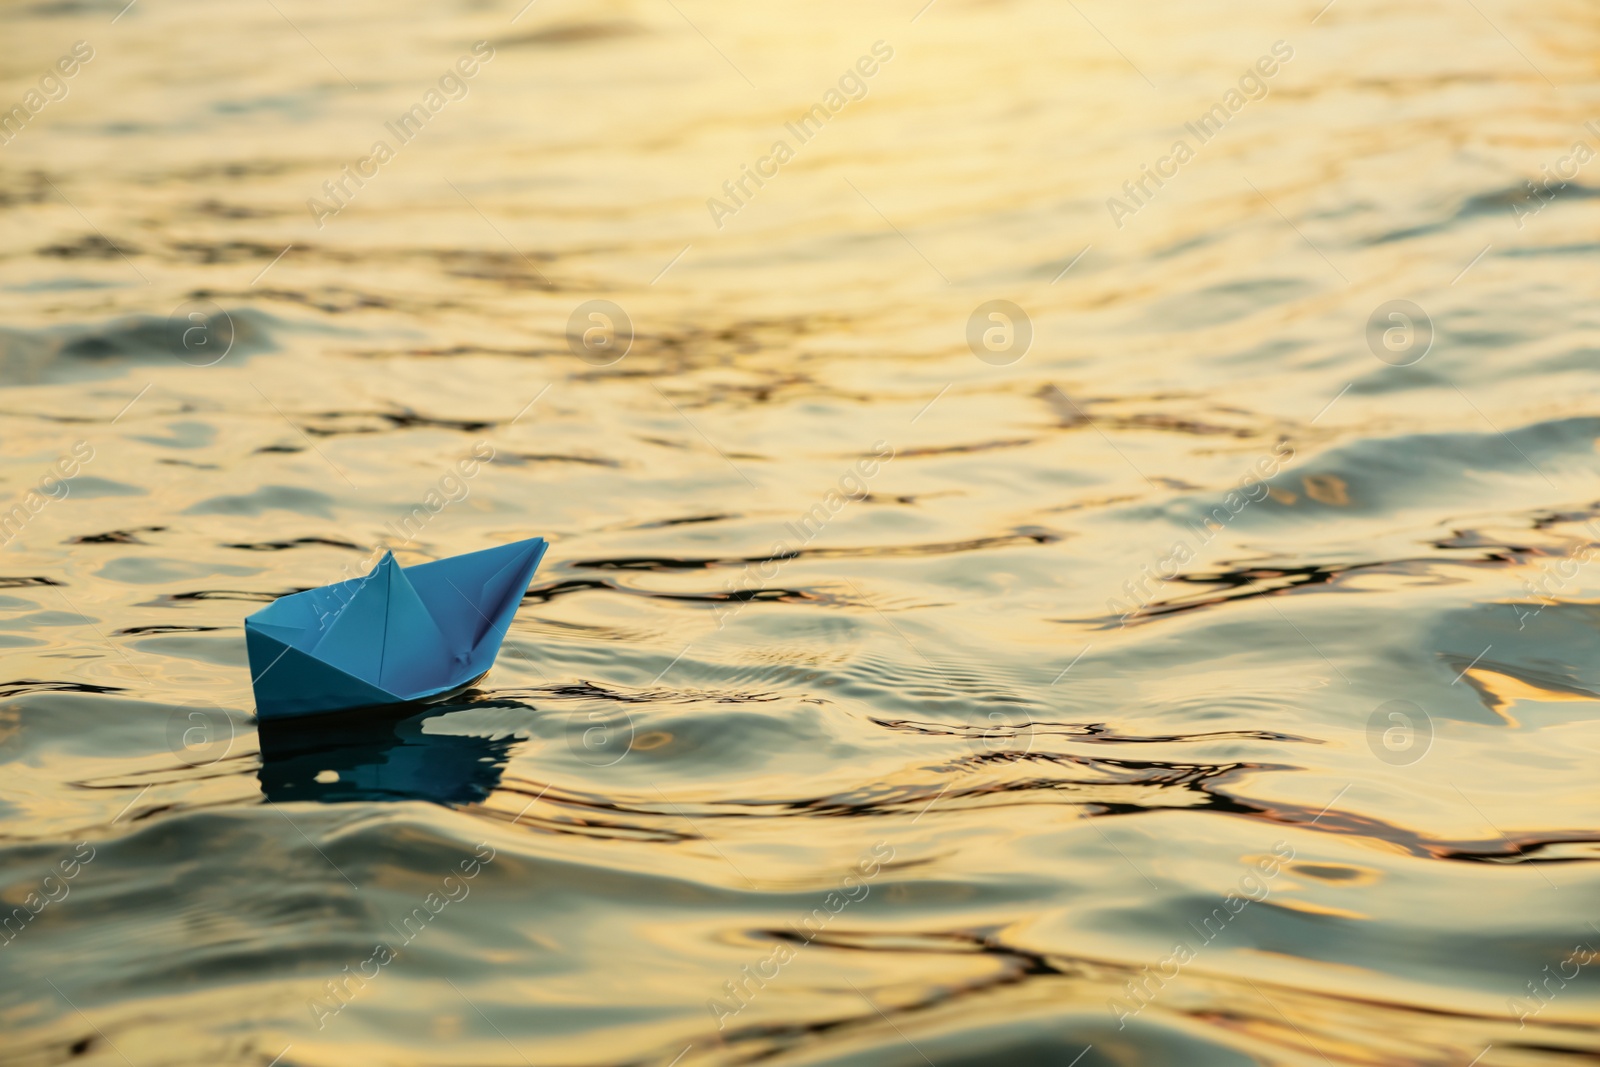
<box><xmin>245</xmin><ymin>537</ymin><xmax>548</xmax><ymax>720</ymax></box>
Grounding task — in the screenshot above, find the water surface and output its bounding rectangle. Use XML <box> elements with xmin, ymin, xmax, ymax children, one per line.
<box><xmin>2</xmin><ymin>0</ymin><xmax>1599</xmax><ymax>1063</ymax></box>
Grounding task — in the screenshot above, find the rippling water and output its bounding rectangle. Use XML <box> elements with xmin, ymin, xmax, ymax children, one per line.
<box><xmin>3</xmin><ymin>0</ymin><xmax>1599</xmax><ymax>1063</ymax></box>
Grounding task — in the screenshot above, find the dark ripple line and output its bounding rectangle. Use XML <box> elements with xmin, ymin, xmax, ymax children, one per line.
<box><xmin>0</xmin><ymin>678</ymin><xmax>127</xmax><ymax>699</ymax></box>
<box><xmin>870</xmin><ymin>716</ymin><xmax>1322</xmax><ymax>746</ymax></box>
<box><xmin>700</xmin><ymin>926</ymin><xmax>1548</xmax><ymax>1063</ymax></box>
<box><xmin>554</xmin><ymin>750</ymin><xmax>1600</xmax><ymax>871</ymax></box>
<box><xmin>561</xmin><ymin>529</ymin><xmax>1063</xmax><ymax>573</ymax></box>
<box><xmin>1077</xmin><ymin>550</ymin><xmax>1544</xmax><ymax>628</ymax></box>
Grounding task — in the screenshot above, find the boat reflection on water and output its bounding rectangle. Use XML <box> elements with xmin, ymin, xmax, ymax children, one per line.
<box><xmin>256</xmin><ymin>698</ymin><xmax>528</xmax><ymax>806</ymax></box>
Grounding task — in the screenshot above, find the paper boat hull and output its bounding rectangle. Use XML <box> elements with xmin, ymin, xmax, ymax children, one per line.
<box><xmin>245</xmin><ymin>538</ymin><xmax>547</xmax><ymax>720</ymax></box>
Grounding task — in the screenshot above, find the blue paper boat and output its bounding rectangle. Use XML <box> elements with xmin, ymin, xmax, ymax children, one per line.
<box><xmin>245</xmin><ymin>537</ymin><xmax>548</xmax><ymax>720</ymax></box>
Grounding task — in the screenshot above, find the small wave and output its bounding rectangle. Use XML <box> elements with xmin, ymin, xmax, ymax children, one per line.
<box><xmin>0</xmin><ymin>308</ymin><xmax>281</xmax><ymax>385</ymax></box>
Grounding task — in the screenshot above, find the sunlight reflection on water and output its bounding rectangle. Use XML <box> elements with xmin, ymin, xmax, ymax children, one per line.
<box><xmin>1</xmin><ymin>0</ymin><xmax>1599</xmax><ymax>1063</ymax></box>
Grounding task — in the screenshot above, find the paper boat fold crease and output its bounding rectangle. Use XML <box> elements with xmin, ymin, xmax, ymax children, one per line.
<box><xmin>245</xmin><ymin>537</ymin><xmax>548</xmax><ymax>720</ymax></box>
